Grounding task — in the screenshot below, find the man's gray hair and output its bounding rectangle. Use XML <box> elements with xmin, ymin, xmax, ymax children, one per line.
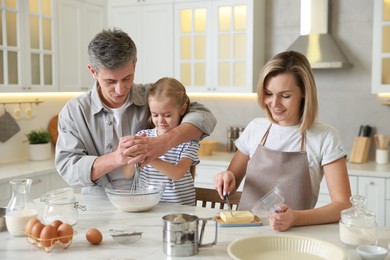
<box><xmin>88</xmin><ymin>28</ymin><xmax>137</xmax><ymax>72</ymax></box>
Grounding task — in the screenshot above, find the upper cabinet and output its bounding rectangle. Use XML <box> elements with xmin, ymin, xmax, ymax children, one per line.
<box><xmin>0</xmin><ymin>0</ymin><xmax>57</xmax><ymax>92</ymax></box>
<box><xmin>174</xmin><ymin>0</ymin><xmax>265</xmax><ymax>93</ymax></box>
<box><xmin>372</xmin><ymin>0</ymin><xmax>390</xmax><ymax>93</ymax></box>
<box><xmin>108</xmin><ymin>0</ymin><xmax>174</xmax><ymax>84</ymax></box>
<box><xmin>58</xmin><ymin>0</ymin><xmax>106</xmax><ymax>91</ymax></box>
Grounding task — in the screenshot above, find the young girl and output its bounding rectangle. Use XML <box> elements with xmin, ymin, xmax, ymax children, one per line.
<box><xmin>131</xmin><ymin>77</ymin><xmax>200</xmax><ymax>205</ymax></box>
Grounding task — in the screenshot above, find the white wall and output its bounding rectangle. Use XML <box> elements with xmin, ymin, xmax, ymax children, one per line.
<box><xmin>1</xmin><ymin>0</ymin><xmax>389</xmax><ymax>164</ymax></box>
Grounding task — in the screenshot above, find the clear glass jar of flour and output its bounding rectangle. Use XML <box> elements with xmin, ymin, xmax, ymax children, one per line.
<box><xmin>339</xmin><ymin>195</ymin><xmax>377</xmax><ymax>247</ymax></box>
<box><xmin>41</xmin><ymin>188</ymin><xmax>85</xmax><ymax>225</ymax></box>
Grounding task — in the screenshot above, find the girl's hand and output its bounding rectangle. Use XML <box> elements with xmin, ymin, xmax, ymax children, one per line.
<box><xmin>213</xmin><ymin>170</ymin><xmax>236</xmax><ymax>199</ymax></box>
<box><xmin>268</xmin><ymin>204</ymin><xmax>295</xmax><ymax>231</ymax></box>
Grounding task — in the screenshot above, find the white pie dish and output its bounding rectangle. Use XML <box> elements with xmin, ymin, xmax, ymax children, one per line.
<box><xmin>228</xmin><ymin>234</ymin><xmax>347</xmax><ymax>260</ymax></box>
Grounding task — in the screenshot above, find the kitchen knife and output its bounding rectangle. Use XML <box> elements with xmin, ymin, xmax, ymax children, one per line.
<box><xmin>358</xmin><ymin>125</ymin><xmax>363</xmax><ymax>136</ymax></box>
<box><xmin>366</xmin><ymin>125</ymin><xmax>372</xmax><ymax>137</ymax></box>
<box><xmin>224</xmin><ymin>194</ymin><xmax>234</xmax><ymax>217</ymax></box>
<box><xmin>362</xmin><ymin>125</ymin><xmax>372</xmax><ymax>137</ymax></box>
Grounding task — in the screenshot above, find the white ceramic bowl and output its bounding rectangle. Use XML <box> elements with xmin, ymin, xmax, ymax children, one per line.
<box><xmin>356</xmin><ymin>245</ymin><xmax>388</xmax><ymax>260</ymax></box>
<box><xmin>228</xmin><ymin>234</ymin><xmax>347</xmax><ymax>260</ymax></box>
<box><xmin>105</xmin><ymin>179</ymin><xmax>164</xmax><ymax>212</ymax></box>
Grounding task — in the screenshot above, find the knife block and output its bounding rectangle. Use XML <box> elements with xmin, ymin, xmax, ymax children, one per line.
<box><xmin>350</xmin><ymin>137</ymin><xmax>371</xmax><ymax>163</ymax></box>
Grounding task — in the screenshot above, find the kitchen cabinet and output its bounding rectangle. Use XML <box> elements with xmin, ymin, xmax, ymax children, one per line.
<box><xmin>108</xmin><ymin>0</ymin><xmax>174</xmax><ymax>84</ymax></box>
<box><xmin>0</xmin><ymin>0</ymin><xmax>57</xmax><ymax>92</ymax></box>
<box><xmin>0</xmin><ymin>182</ymin><xmax>11</xmax><ymax>207</ymax></box>
<box><xmin>30</xmin><ymin>174</ymin><xmax>51</xmax><ymax>201</ymax></box>
<box><xmin>58</xmin><ymin>0</ymin><xmax>107</xmax><ymax>91</ymax></box>
<box><xmin>195</xmin><ymin>153</ymin><xmax>244</xmax><ymax>191</ymax></box>
<box><xmin>358</xmin><ymin>177</ymin><xmax>386</xmax><ymax>226</ymax></box>
<box><xmin>372</xmin><ymin>0</ymin><xmax>390</xmax><ymax>93</ymax></box>
<box><xmin>319</xmin><ymin>170</ymin><xmax>388</xmax><ymax>227</ymax></box>
<box><xmin>174</xmin><ymin>0</ymin><xmax>265</xmax><ymax>93</ymax></box>
<box><xmin>0</xmin><ymin>173</ymin><xmax>50</xmax><ymax>207</ymax></box>
<box><xmin>2</xmin><ymin>171</ymin><xmax>69</xmax><ymax>207</ymax></box>
<box><xmin>387</xmin><ymin>179</ymin><xmax>390</xmax><ymax>226</ymax></box>
<box><xmin>316</xmin><ymin>176</ymin><xmax>357</xmax><ymax>208</ymax></box>
<box><xmin>195</xmin><ymin>164</ymin><xmax>226</xmax><ymax>189</ymax></box>
<box><xmin>50</xmin><ymin>172</ymin><xmax>70</xmax><ymax>191</ymax></box>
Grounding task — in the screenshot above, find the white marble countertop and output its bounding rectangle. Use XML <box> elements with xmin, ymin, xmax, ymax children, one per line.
<box><xmin>199</xmin><ymin>152</ymin><xmax>235</xmax><ymax>166</ymax></box>
<box><xmin>0</xmin><ymin>159</ymin><xmax>55</xmax><ymax>183</ymax></box>
<box><xmin>200</xmin><ymin>152</ymin><xmax>390</xmax><ymax>177</ymax></box>
<box><xmin>1</xmin><ymin>153</ymin><xmax>390</xmax><ymax>184</ymax></box>
<box><xmin>1</xmin><ymin>194</ymin><xmax>390</xmax><ymax>259</ymax></box>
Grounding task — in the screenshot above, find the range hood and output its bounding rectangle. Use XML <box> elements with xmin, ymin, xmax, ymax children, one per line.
<box><xmin>287</xmin><ymin>0</ymin><xmax>352</xmax><ymax>69</ymax></box>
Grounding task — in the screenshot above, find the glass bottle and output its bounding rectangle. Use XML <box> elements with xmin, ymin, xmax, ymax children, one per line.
<box><xmin>339</xmin><ymin>195</ymin><xmax>377</xmax><ymax>247</ymax></box>
<box><xmin>5</xmin><ymin>179</ymin><xmax>38</xmax><ymax>236</ymax></box>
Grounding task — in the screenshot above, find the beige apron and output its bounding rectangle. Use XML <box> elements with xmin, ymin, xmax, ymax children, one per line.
<box><xmin>238</xmin><ymin>124</ymin><xmax>312</xmax><ymax>211</ymax></box>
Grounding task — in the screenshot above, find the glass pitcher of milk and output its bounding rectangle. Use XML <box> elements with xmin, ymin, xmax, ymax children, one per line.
<box><xmin>5</xmin><ymin>179</ymin><xmax>38</xmax><ymax>236</ymax></box>
<box><xmin>339</xmin><ymin>195</ymin><xmax>377</xmax><ymax>247</ymax></box>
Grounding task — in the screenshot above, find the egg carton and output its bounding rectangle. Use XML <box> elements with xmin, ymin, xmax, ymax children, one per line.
<box><xmin>25</xmin><ymin>232</ymin><xmax>76</xmax><ymax>253</ymax></box>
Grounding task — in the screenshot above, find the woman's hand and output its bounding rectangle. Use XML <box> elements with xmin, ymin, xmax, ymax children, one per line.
<box><xmin>268</xmin><ymin>204</ymin><xmax>295</xmax><ymax>231</ymax></box>
<box><xmin>213</xmin><ymin>170</ymin><xmax>236</xmax><ymax>199</ymax></box>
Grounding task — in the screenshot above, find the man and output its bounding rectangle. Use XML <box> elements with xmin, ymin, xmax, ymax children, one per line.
<box><xmin>55</xmin><ymin>28</ymin><xmax>216</xmax><ymax>195</ymax></box>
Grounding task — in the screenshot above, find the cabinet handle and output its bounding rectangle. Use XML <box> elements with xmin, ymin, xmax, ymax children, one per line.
<box><xmin>369</xmin><ymin>181</ymin><xmax>375</xmax><ymax>185</ymax></box>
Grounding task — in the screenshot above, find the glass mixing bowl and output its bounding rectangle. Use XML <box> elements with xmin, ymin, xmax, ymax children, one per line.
<box><xmin>104</xmin><ymin>179</ymin><xmax>164</xmax><ymax>212</ymax></box>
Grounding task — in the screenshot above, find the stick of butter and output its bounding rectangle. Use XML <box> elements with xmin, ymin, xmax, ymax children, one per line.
<box><xmin>220</xmin><ymin>211</ymin><xmax>254</xmax><ymax>224</ymax></box>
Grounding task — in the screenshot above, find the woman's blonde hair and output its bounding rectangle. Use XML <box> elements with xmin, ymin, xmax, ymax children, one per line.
<box><xmin>147</xmin><ymin>77</ymin><xmax>190</xmax><ymax>128</ymax></box>
<box><xmin>257</xmin><ymin>51</ymin><xmax>318</xmax><ymax>132</ymax></box>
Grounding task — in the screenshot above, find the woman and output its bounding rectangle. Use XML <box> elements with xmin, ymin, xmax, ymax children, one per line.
<box><xmin>214</xmin><ymin>51</ymin><xmax>351</xmax><ymax>231</ymax></box>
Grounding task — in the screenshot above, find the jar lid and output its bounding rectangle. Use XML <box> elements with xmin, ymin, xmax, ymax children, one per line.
<box><xmin>341</xmin><ymin>195</ymin><xmax>376</xmax><ymax>226</ymax></box>
<box><xmin>41</xmin><ymin>187</ymin><xmax>75</xmax><ymax>204</ymax></box>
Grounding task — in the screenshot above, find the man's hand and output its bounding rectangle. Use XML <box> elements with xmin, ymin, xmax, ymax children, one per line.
<box><xmin>119</xmin><ymin>134</ymin><xmax>148</xmax><ymax>165</ymax></box>
<box><xmin>126</xmin><ymin>135</ymin><xmax>170</xmax><ymax>167</ymax></box>
<box><xmin>126</xmin><ymin>122</ymin><xmax>203</xmax><ymax>167</ymax></box>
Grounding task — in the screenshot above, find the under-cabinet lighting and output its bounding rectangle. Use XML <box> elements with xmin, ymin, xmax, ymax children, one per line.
<box><xmin>0</xmin><ymin>92</ymin><xmax>257</xmax><ymax>101</ymax></box>
<box><xmin>377</xmin><ymin>93</ymin><xmax>390</xmax><ymax>105</ymax></box>
<box><xmin>0</xmin><ymin>92</ymin><xmax>83</xmax><ymax>101</ymax></box>
<box><xmin>188</xmin><ymin>92</ymin><xmax>257</xmax><ymax>99</ymax></box>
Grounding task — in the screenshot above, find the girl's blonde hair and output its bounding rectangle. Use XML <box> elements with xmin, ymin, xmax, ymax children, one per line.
<box><xmin>147</xmin><ymin>77</ymin><xmax>190</xmax><ymax>128</ymax></box>
<box><xmin>257</xmin><ymin>51</ymin><xmax>318</xmax><ymax>132</ymax></box>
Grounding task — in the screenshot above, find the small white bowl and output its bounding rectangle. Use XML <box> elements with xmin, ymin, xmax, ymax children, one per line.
<box><xmin>356</xmin><ymin>245</ymin><xmax>388</xmax><ymax>260</ymax></box>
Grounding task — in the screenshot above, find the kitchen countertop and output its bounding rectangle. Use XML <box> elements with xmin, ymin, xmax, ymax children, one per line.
<box><xmin>199</xmin><ymin>152</ymin><xmax>235</xmax><ymax>166</ymax></box>
<box><xmin>0</xmin><ymin>159</ymin><xmax>56</xmax><ymax>183</ymax></box>
<box><xmin>200</xmin><ymin>152</ymin><xmax>390</xmax><ymax>177</ymax></box>
<box><xmin>1</xmin><ymin>194</ymin><xmax>389</xmax><ymax>259</ymax></box>
<box><xmin>1</xmin><ymin>153</ymin><xmax>390</xmax><ymax>184</ymax></box>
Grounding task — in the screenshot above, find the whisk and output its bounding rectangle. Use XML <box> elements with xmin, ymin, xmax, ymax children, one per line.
<box><xmin>130</xmin><ymin>163</ymin><xmax>141</xmax><ymax>192</ymax></box>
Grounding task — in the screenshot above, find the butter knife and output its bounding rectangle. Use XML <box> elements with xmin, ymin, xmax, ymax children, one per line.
<box><xmin>224</xmin><ymin>194</ymin><xmax>234</xmax><ymax>217</ymax></box>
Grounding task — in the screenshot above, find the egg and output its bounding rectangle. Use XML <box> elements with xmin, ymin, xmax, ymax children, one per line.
<box><xmin>57</xmin><ymin>223</ymin><xmax>74</xmax><ymax>244</ymax></box>
<box><xmin>86</xmin><ymin>227</ymin><xmax>103</xmax><ymax>245</ymax></box>
<box><xmin>30</xmin><ymin>222</ymin><xmax>45</xmax><ymax>239</ymax></box>
<box><xmin>50</xmin><ymin>220</ymin><xmax>63</xmax><ymax>231</ymax></box>
<box><xmin>40</xmin><ymin>225</ymin><xmax>57</xmax><ymax>247</ymax></box>
<box><xmin>25</xmin><ymin>217</ymin><xmax>41</xmax><ymax>236</ymax></box>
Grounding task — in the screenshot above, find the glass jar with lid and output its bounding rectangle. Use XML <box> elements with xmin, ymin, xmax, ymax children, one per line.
<box><xmin>339</xmin><ymin>195</ymin><xmax>377</xmax><ymax>247</ymax></box>
<box><xmin>41</xmin><ymin>188</ymin><xmax>85</xmax><ymax>225</ymax></box>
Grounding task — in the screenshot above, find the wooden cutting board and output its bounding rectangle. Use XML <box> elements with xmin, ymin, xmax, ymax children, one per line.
<box><xmin>48</xmin><ymin>115</ymin><xmax>58</xmax><ymax>145</ymax></box>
